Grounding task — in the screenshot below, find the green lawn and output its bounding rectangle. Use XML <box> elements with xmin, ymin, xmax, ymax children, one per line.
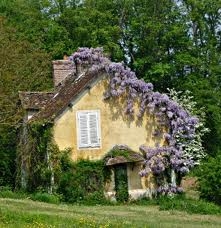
<box><xmin>0</xmin><ymin>198</ymin><xmax>221</xmax><ymax>228</ymax></box>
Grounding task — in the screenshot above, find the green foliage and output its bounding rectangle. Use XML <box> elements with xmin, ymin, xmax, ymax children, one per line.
<box><xmin>30</xmin><ymin>192</ymin><xmax>60</xmax><ymax>204</ymax></box>
<box><xmin>58</xmin><ymin>158</ymin><xmax>111</xmax><ymax>204</ymax></box>
<box><xmin>157</xmin><ymin>195</ymin><xmax>221</xmax><ymax>215</ymax></box>
<box><xmin>197</xmin><ymin>154</ymin><xmax>221</xmax><ymax>205</ymax></box>
<box><xmin>1</xmin><ymin>198</ymin><xmax>221</xmax><ymax>227</ymax></box>
<box><xmin>0</xmin><ymin>0</ymin><xmax>70</xmax><ymax>59</ymax></box>
<box><xmin>26</xmin><ymin>123</ymin><xmax>53</xmax><ymax>191</ymax></box>
<box><xmin>0</xmin><ymin>17</ymin><xmax>53</xmax><ymax>188</ymax></box>
<box><xmin>130</xmin><ymin>194</ymin><xmax>221</xmax><ymax>215</ymax></box>
<box><xmin>0</xmin><ymin>126</ymin><xmax>16</xmax><ymax>187</ymax></box>
<box><xmin>114</xmin><ymin>164</ymin><xmax>129</xmax><ymax>202</ymax></box>
<box><xmin>105</xmin><ymin>149</ymin><xmax>134</xmax><ymax>161</ymax></box>
<box><xmin>82</xmin><ymin>191</ymin><xmax>110</xmax><ymax>206</ymax></box>
<box><xmin>0</xmin><ymin>186</ymin><xmax>27</xmax><ymax>199</ymax></box>
<box><xmin>0</xmin><ymin>186</ymin><xmax>60</xmax><ymax>204</ymax></box>
<box><xmin>181</xmin><ymin>77</ymin><xmax>221</xmax><ymax>156</ymax></box>
<box><xmin>16</xmin><ymin>122</ymin><xmax>63</xmax><ymax>193</ymax></box>
<box><xmin>57</xmin><ymin>0</ymin><xmax>123</xmax><ymax>60</ymax></box>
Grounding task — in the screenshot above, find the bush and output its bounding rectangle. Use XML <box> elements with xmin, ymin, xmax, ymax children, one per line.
<box><xmin>82</xmin><ymin>191</ymin><xmax>111</xmax><ymax>205</ymax></box>
<box><xmin>197</xmin><ymin>154</ymin><xmax>221</xmax><ymax>205</ymax></box>
<box><xmin>57</xmin><ymin>159</ymin><xmax>111</xmax><ymax>204</ymax></box>
<box><xmin>30</xmin><ymin>192</ymin><xmax>60</xmax><ymax>204</ymax></box>
<box><xmin>0</xmin><ymin>186</ymin><xmax>27</xmax><ymax>199</ymax></box>
<box><xmin>157</xmin><ymin>195</ymin><xmax>221</xmax><ymax>215</ymax></box>
<box><xmin>130</xmin><ymin>194</ymin><xmax>221</xmax><ymax>215</ymax></box>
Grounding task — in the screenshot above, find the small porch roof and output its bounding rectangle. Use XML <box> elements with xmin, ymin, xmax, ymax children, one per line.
<box><xmin>104</xmin><ymin>145</ymin><xmax>144</xmax><ymax>166</ymax></box>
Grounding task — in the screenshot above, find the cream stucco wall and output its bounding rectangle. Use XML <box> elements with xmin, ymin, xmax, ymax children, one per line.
<box><xmin>127</xmin><ymin>163</ymin><xmax>143</xmax><ymax>190</ymax></box>
<box><xmin>53</xmin><ymin>74</ymin><xmax>166</xmax><ymax>161</ymax></box>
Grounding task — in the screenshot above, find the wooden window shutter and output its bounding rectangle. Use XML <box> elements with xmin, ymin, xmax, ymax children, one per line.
<box><xmin>89</xmin><ymin>112</ymin><xmax>100</xmax><ymax>146</ymax></box>
<box><xmin>78</xmin><ymin>112</ymin><xmax>89</xmax><ymax>147</ymax></box>
<box><xmin>77</xmin><ymin>110</ymin><xmax>101</xmax><ymax>148</ymax></box>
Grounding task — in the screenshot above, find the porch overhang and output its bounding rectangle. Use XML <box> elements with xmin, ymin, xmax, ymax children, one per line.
<box><xmin>104</xmin><ymin>145</ymin><xmax>144</xmax><ymax>166</ymax></box>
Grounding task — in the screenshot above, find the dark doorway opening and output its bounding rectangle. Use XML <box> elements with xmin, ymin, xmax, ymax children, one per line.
<box><xmin>114</xmin><ymin>164</ymin><xmax>129</xmax><ymax>202</ymax></box>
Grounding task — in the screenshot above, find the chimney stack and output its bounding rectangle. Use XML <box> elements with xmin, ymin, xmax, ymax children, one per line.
<box><xmin>52</xmin><ymin>60</ymin><xmax>76</xmax><ymax>87</ymax></box>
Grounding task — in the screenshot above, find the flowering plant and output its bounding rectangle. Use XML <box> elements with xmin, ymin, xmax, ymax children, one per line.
<box><xmin>69</xmin><ymin>47</ymin><xmax>208</xmax><ymax>195</ymax></box>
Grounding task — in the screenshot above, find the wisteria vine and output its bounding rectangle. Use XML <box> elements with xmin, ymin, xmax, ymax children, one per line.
<box><xmin>69</xmin><ymin>47</ymin><xmax>206</xmax><ymax>194</ymax></box>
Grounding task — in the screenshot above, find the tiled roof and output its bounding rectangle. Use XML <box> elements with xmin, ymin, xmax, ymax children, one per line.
<box><xmin>29</xmin><ymin>67</ymin><xmax>105</xmax><ymax>122</ymax></box>
<box><xmin>19</xmin><ymin>92</ymin><xmax>54</xmax><ymax>110</ymax></box>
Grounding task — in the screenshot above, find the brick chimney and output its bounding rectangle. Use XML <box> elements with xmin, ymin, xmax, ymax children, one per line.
<box><xmin>52</xmin><ymin>60</ymin><xmax>76</xmax><ymax>87</ymax></box>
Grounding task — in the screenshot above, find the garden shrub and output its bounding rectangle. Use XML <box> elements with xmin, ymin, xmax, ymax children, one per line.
<box><xmin>83</xmin><ymin>191</ymin><xmax>110</xmax><ymax>205</ymax></box>
<box><xmin>197</xmin><ymin>154</ymin><xmax>221</xmax><ymax>205</ymax></box>
<box><xmin>30</xmin><ymin>192</ymin><xmax>60</xmax><ymax>204</ymax></box>
<box><xmin>57</xmin><ymin>159</ymin><xmax>111</xmax><ymax>204</ymax></box>
<box><xmin>122</xmin><ymin>193</ymin><xmax>221</xmax><ymax>215</ymax></box>
<box><xmin>0</xmin><ymin>186</ymin><xmax>27</xmax><ymax>199</ymax></box>
<box><xmin>157</xmin><ymin>195</ymin><xmax>221</xmax><ymax>215</ymax></box>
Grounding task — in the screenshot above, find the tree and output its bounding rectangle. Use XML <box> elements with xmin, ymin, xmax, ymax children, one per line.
<box><xmin>0</xmin><ymin>0</ymin><xmax>71</xmax><ymax>59</ymax></box>
<box><xmin>57</xmin><ymin>0</ymin><xmax>123</xmax><ymax>60</ymax></box>
<box><xmin>177</xmin><ymin>0</ymin><xmax>221</xmax><ymax>155</ymax></box>
<box><xmin>197</xmin><ymin>154</ymin><xmax>221</xmax><ymax>205</ymax></box>
<box><xmin>0</xmin><ymin>17</ymin><xmax>52</xmax><ymax>186</ymax></box>
<box><xmin>0</xmin><ymin>126</ymin><xmax>16</xmax><ymax>186</ymax></box>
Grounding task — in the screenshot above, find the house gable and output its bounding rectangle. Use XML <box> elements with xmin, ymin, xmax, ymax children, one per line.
<box><xmin>53</xmin><ymin>71</ymin><xmax>166</xmax><ymax>161</ymax></box>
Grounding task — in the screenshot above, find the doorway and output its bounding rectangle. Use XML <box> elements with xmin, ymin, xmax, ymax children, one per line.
<box><xmin>114</xmin><ymin>164</ymin><xmax>129</xmax><ymax>202</ymax></box>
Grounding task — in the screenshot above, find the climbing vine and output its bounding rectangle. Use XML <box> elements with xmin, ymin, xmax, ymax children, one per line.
<box><xmin>114</xmin><ymin>164</ymin><xmax>129</xmax><ymax>202</ymax></box>
<box><xmin>69</xmin><ymin>47</ymin><xmax>208</xmax><ymax>194</ymax></box>
<box><xmin>17</xmin><ymin>120</ymin><xmax>111</xmax><ymax>201</ymax></box>
<box><xmin>17</xmin><ymin>121</ymin><xmax>61</xmax><ymax>193</ymax></box>
<box><xmin>58</xmin><ymin>158</ymin><xmax>111</xmax><ymax>204</ymax></box>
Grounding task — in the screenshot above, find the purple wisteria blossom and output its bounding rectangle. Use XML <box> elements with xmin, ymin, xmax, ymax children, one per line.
<box><xmin>69</xmin><ymin>47</ymin><xmax>202</xmax><ymax>194</ymax></box>
<box><xmin>157</xmin><ymin>184</ymin><xmax>183</xmax><ymax>195</ymax></box>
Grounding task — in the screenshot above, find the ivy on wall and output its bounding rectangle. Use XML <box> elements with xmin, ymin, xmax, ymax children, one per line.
<box><xmin>114</xmin><ymin>164</ymin><xmax>129</xmax><ymax>202</ymax></box>
<box><xmin>17</xmin><ymin>124</ymin><xmax>111</xmax><ymax>202</ymax></box>
<box><xmin>16</xmin><ymin>121</ymin><xmax>61</xmax><ymax>193</ymax></box>
<box><xmin>58</xmin><ymin>159</ymin><xmax>111</xmax><ymax>204</ymax></box>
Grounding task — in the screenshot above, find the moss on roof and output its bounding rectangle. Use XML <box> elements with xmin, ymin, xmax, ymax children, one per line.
<box><xmin>104</xmin><ymin>145</ymin><xmax>144</xmax><ymax>166</ymax></box>
<box><xmin>19</xmin><ymin>92</ymin><xmax>54</xmax><ymax>110</ymax></box>
<box><xmin>19</xmin><ymin>65</ymin><xmax>106</xmax><ymax>122</ymax></box>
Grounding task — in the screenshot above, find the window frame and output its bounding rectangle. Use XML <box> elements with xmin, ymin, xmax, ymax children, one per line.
<box><xmin>76</xmin><ymin>110</ymin><xmax>101</xmax><ymax>149</ymax></box>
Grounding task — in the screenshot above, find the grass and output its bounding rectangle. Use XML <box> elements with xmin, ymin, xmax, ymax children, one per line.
<box><xmin>1</xmin><ymin>198</ymin><xmax>221</xmax><ymax>227</ymax></box>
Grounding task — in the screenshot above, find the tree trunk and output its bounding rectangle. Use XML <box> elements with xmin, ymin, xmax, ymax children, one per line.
<box><xmin>171</xmin><ymin>169</ymin><xmax>176</xmax><ymax>187</ymax></box>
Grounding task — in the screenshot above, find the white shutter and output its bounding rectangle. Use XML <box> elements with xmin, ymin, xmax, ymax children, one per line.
<box><xmin>89</xmin><ymin>112</ymin><xmax>100</xmax><ymax>146</ymax></box>
<box><xmin>78</xmin><ymin>113</ymin><xmax>89</xmax><ymax>147</ymax></box>
<box><xmin>77</xmin><ymin>110</ymin><xmax>101</xmax><ymax>149</ymax></box>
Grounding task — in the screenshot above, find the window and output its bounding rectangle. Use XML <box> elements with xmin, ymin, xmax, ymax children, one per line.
<box><xmin>76</xmin><ymin>110</ymin><xmax>101</xmax><ymax>149</ymax></box>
